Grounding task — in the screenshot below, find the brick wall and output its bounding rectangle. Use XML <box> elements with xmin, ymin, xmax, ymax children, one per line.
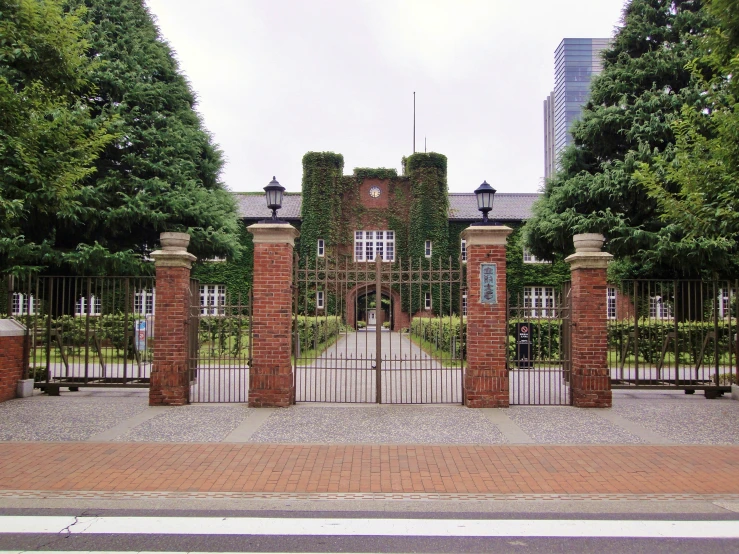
<box><xmin>249</xmin><ymin>239</ymin><xmax>295</xmax><ymax>407</ymax></box>
<box><xmin>149</xmin><ymin>266</ymin><xmax>192</xmax><ymax>406</ymax></box>
<box><xmin>0</xmin><ymin>335</ymin><xmax>24</xmax><ymax>403</ymax></box>
<box><xmin>570</xmin><ymin>267</ymin><xmax>612</xmax><ymax>408</ymax></box>
<box><xmin>462</xmin><ymin>226</ymin><xmax>512</xmax><ymax>408</ymax></box>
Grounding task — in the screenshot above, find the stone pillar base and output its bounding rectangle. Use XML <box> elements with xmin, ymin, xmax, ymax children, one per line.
<box><xmin>149</xmin><ymin>366</ymin><xmax>190</xmax><ymax>406</ymax></box>
<box><xmin>248</xmin><ymin>369</ymin><xmax>294</xmax><ymax>408</ymax></box>
<box><xmin>16</xmin><ymin>379</ymin><xmax>34</xmax><ymax>398</ymax></box>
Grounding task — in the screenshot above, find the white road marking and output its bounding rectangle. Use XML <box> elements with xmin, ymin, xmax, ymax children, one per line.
<box><xmin>0</xmin><ymin>516</ymin><xmax>737</xmax><ymax>538</ymax></box>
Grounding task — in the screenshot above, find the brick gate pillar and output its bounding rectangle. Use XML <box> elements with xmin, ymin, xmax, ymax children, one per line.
<box><xmin>0</xmin><ymin>320</ymin><xmax>27</xmax><ymax>403</ymax></box>
<box><xmin>149</xmin><ymin>232</ymin><xmax>196</xmax><ymax>406</ymax></box>
<box><xmin>247</xmin><ymin>223</ymin><xmax>299</xmax><ymax>407</ymax></box>
<box><xmin>461</xmin><ymin>225</ymin><xmax>513</xmax><ymax>408</ymax></box>
<box><xmin>565</xmin><ymin>233</ymin><xmax>613</xmax><ymax>408</ymax></box>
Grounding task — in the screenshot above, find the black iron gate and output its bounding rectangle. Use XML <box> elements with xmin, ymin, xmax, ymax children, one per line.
<box><xmin>293</xmin><ymin>255</ymin><xmax>466</xmax><ymax>404</ymax></box>
<box><xmin>188</xmin><ymin>283</ymin><xmax>252</xmax><ymax>403</ymax></box>
<box><xmin>507</xmin><ymin>283</ymin><xmax>572</xmax><ymax>405</ymax></box>
<box><xmin>6</xmin><ymin>275</ymin><xmax>155</xmax><ymax>393</ymax></box>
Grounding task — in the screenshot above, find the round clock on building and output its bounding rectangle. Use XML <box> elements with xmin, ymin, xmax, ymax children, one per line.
<box><xmin>369</xmin><ymin>186</ymin><xmax>381</xmax><ymax>198</ymax></box>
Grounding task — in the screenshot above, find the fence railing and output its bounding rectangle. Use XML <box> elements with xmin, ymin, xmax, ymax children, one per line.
<box><xmin>7</xmin><ymin>275</ymin><xmax>156</xmax><ymax>390</ymax></box>
<box><xmin>608</xmin><ymin>279</ymin><xmax>739</xmax><ymax>389</ymax></box>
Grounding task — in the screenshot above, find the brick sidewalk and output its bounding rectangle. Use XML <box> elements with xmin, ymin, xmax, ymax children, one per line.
<box><xmin>1</xmin><ymin>443</ymin><xmax>738</xmax><ymax>495</ymax></box>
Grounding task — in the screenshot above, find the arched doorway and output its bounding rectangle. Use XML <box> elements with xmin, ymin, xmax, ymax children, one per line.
<box><xmin>346</xmin><ymin>284</ymin><xmax>407</xmax><ymax>331</ymax></box>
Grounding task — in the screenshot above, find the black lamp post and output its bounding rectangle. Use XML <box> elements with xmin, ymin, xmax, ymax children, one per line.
<box><xmin>473</xmin><ymin>180</ymin><xmax>496</xmax><ymax>225</ymax></box>
<box><xmin>262</xmin><ymin>176</ymin><xmax>286</xmax><ymax>223</ymax></box>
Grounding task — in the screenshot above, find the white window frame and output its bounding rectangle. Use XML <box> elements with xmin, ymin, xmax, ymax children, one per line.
<box><xmin>461</xmin><ymin>239</ymin><xmax>467</xmax><ymax>263</ymax></box>
<box><xmin>200</xmin><ymin>284</ymin><xmax>226</xmax><ymax>316</ymax></box>
<box><xmin>316</xmin><ymin>290</ymin><xmax>325</xmax><ymax>310</ymax></box>
<box><xmin>11</xmin><ymin>293</ymin><xmax>36</xmax><ymax>315</ymax></box>
<box><xmin>317</xmin><ymin>239</ymin><xmax>325</xmax><ymax>258</ymax></box>
<box><xmin>523</xmin><ymin>247</ymin><xmax>548</xmax><ymax>264</ymax></box>
<box><xmin>424</xmin><ymin>291</ymin><xmax>432</xmax><ymax>310</ymax></box>
<box><xmin>134</xmin><ymin>289</ymin><xmax>156</xmax><ymax>316</ymax></box>
<box><xmin>76</xmin><ymin>296</ymin><xmax>102</xmax><ymax>316</ymax></box>
<box><xmin>607</xmin><ymin>287</ymin><xmax>617</xmax><ymax>320</ymax></box>
<box><xmin>354</xmin><ymin>230</ymin><xmax>395</xmax><ymax>262</ymax></box>
<box><xmin>425</xmin><ymin>240</ymin><xmax>432</xmax><ymax>258</ymax></box>
<box><xmin>649</xmin><ymin>295</ymin><xmax>672</xmax><ymax>320</ymax></box>
<box><xmin>523</xmin><ymin>286</ymin><xmax>555</xmax><ymax>317</ymax></box>
<box><xmin>719</xmin><ymin>288</ymin><xmax>735</xmax><ymax>318</ymax></box>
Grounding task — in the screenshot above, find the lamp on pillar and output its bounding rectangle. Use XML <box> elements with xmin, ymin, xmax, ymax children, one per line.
<box><xmin>473</xmin><ymin>180</ymin><xmax>496</xmax><ymax>225</ymax></box>
<box><xmin>262</xmin><ymin>176</ymin><xmax>287</xmax><ymax>223</ymax></box>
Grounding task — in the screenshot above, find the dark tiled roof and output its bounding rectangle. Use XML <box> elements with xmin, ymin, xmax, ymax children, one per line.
<box><xmin>447</xmin><ymin>193</ymin><xmax>541</xmax><ymax>221</ymax></box>
<box><xmin>235</xmin><ymin>192</ymin><xmax>541</xmax><ymax>222</ymax></box>
<box><xmin>235</xmin><ymin>193</ymin><xmax>302</xmax><ymax>220</ymax></box>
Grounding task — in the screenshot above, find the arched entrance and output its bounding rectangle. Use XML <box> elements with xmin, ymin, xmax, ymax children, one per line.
<box><xmin>346</xmin><ymin>283</ymin><xmax>407</xmax><ymax>331</ymax></box>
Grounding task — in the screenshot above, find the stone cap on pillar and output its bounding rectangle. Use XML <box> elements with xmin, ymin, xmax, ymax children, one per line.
<box><xmin>248</xmin><ymin>223</ymin><xmax>300</xmax><ymax>246</ymax></box>
<box><xmin>150</xmin><ymin>232</ymin><xmax>197</xmax><ymax>269</ymax></box>
<box><xmin>565</xmin><ymin>233</ymin><xmax>613</xmax><ymax>270</ymax></box>
<box><xmin>460</xmin><ymin>225</ymin><xmax>513</xmax><ymax>246</ymax></box>
<box><xmin>0</xmin><ymin>319</ymin><xmax>26</xmax><ymax>337</ymax></box>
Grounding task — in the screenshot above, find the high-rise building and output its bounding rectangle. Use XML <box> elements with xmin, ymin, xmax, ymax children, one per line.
<box><xmin>544</xmin><ymin>38</ymin><xmax>610</xmax><ymax>179</ymax></box>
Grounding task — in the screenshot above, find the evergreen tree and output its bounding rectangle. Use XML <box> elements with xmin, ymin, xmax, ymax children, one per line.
<box><xmin>524</xmin><ymin>0</ymin><xmax>714</xmax><ymax>279</ymax></box>
<box><xmin>0</xmin><ymin>0</ymin><xmax>115</xmax><ymax>275</ymax></box>
<box><xmin>55</xmin><ymin>0</ymin><xmax>240</xmax><ymax>274</ymax></box>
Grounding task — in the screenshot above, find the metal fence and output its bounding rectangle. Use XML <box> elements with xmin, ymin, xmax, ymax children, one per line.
<box><xmin>294</xmin><ymin>255</ymin><xmax>466</xmax><ymax>404</ymax></box>
<box><xmin>188</xmin><ymin>283</ymin><xmax>252</xmax><ymax>403</ymax></box>
<box><xmin>7</xmin><ymin>276</ymin><xmax>155</xmax><ymax>392</ymax></box>
<box><xmin>507</xmin><ymin>283</ymin><xmax>572</xmax><ymax>405</ymax></box>
<box><xmin>609</xmin><ymin>280</ymin><xmax>738</xmax><ymax>392</ymax></box>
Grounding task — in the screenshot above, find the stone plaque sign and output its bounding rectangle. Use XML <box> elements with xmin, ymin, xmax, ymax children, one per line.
<box><xmin>480</xmin><ymin>263</ymin><xmax>497</xmax><ymax>304</ymax></box>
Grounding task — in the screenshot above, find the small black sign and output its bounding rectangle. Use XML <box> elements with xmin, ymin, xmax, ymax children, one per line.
<box><xmin>516</xmin><ymin>322</ymin><xmax>532</xmax><ymax>369</ymax></box>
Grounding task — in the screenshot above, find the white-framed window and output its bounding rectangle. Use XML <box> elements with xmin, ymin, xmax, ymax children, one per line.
<box><xmin>523</xmin><ymin>286</ymin><xmax>555</xmax><ymax>317</ymax></box>
<box><xmin>354</xmin><ymin>230</ymin><xmax>395</xmax><ymax>262</ymax></box>
<box><xmin>317</xmin><ymin>239</ymin><xmax>325</xmax><ymax>258</ymax></box>
<box><xmin>607</xmin><ymin>287</ymin><xmax>617</xmax><ymax>320</ymax></box>
<box><xmin>523</xmin><ymin>247</ymin><xmax>548</xmax><ymax>264</ymax></box>
<box><xmin>461</xmin><ymin>239</ymin><xmax>467</xmax><ymax>263</ymax></box>
<box><xmin>76</xmin><ymin>296</ymin><xmax>102</xmax><ymax>316</ymax></box>
<box><xmin>134</xmin><ymin>289</ymin><xmax>156</xmax><ymax>315</ymax></box>
<box><xmin>649</xmin><ymin>295</ymin><xmax>672</xmax><ymax>320</ymax></box>
<box><xmin>462</xmin><ymin>293</ymin><xmax>467</xmax><ymax>316</ymax></box>
<box><xmin>425</xmin><ymin>240</ymin><xmax>432</xmax><ymax>258</ymax></box>
<box><xmin>316</xmin><ymin>290</ymin><xmax>324</xmax><ymax>310</ymax></box>
<box><xmin>200</xmin><ymin>284</ymin><xmax>226</xmax><ymax>316</ymax></box>
<box><xmin>719</xmin><ymin>288</ymin><xmax>735</xmax><ymax>318</ymax></box>
<box><xmin>424</xmin><ymin>292</ymin><xmax>432</xmax><ymax>310</ymax></box>
<box><xmin>11</xmin><ymin>293</ymin><xmax>36</xmax><ymax>315</ymax></box>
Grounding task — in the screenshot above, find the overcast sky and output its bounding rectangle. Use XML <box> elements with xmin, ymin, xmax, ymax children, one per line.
<box><xmin>145</xmin><ymin>0</ymin><xmax>627</xmax><ymax>195</ymax></box>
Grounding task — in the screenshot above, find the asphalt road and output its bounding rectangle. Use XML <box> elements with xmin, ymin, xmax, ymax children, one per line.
<box><xmin>1</xmin><ymin>502</ymin><xmax>738</xmax><ymax>553</ymax></box>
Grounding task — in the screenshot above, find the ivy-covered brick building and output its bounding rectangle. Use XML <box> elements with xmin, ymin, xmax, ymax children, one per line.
<box><xmin>193</xmin><ymin>152</ymin><xmax>571</xmax><ymax>324</ymax></box>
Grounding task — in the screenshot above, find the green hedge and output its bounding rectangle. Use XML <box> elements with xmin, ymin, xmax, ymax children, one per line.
<box><xmin>410</xmin><ymin>316</ymin><xmax>465</xmax><ymax>358</ymax></box>
<box><xmin>296</xmin><ymin>315</ymin><xmax>344</xmax><ymax>351</ymax></box>
<box><xmin>608</xmin><ymin>320</ymin><xmax>735</xmax><ymax>364</ymax></box>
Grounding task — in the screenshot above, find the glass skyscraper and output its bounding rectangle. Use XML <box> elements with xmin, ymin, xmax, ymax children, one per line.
<box><xmin>544</xmin><ymin>38</ymin><xmax>610</xmax><ymax>179</ymax></box>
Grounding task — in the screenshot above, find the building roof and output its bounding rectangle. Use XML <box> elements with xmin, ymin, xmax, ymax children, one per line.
<box><xmin>235</xmin><ymin>192</ymin><xmax>541</xmax><ymax>222</ymax></box>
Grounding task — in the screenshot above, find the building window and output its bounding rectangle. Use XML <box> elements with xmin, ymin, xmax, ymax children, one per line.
<box><xmin>317</xmin><ymin>239</ymin><xmax>325</xmax><ymax>257</ymax></box>
<box><xmin>316</xmin><ymin>290</ymin><xmax>324</xmax><ymax>310</ymax></box>
<box><xmin>424</xmin><ymin>291</ymin><xmax>432</xmax><ymax>310</ymax></box>
<box><xmin>134</xmin><ymin>290</ymin><xmax>156</xmax><ymax>315</ymax></box>
<box><xmin>462</xmin><ymin>293</ymin><xmax>467</xmax><ymax>316</ymax></box>
<box><xmin>200</xmin><ymin>285</ymin><xmax>226</xmax><ymax>316</ymax></box>
<box><xmin>425</xmin><ymin>240</ymin><xmax>432</xmax><ymax>258</ymax></box>
<box><xmin>523</xmin><ymin>247</ymin><xmax>548</xmax><ymax>264</ymax></box>
<box><xmin>607</xmin><ymin>287</ymin><xmax>617</xmax><ymax>320</ymax></box>
<box><xmin>354</xmin><ymin>230</ymin><xmax>395</xmax><ymax>262</ymax></box>
<box><xmin>76</xmin><ymin>296</ymin><xmax>102</xmax><ymax>316</ymax></box>
<box><xmin>649</xmin><ymin>295</ymin><xmax>672</xmax><ymax>320</ymax></box>
<box><xmin>461</xmin><ymin>239</ymin><xmax>467</xmax><ymax>263</ymax></box>
<box><xmin>523</xmin><ymin>286</ymin><xmax>555</xmax><ymax>317</ymax></box>
<box><xmin>11</xmin><ymin>293</ymin><xmax>36</xmax><ymax>315</ymax></box>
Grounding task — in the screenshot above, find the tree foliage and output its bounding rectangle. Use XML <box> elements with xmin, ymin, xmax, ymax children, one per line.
<box><xmin>0</xmin><ymin>0</ymin><xmax>115</xmax><ymax>275</ymax></box>
<box><xmin>525</xmin><ymin>0</ymin><xmax>714</xmax><ymax>279</ymax></box>
<box><xmin>635</xmin><ymin>0</ymin><xmax>739</xmax><ymax>275</ymax></box>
